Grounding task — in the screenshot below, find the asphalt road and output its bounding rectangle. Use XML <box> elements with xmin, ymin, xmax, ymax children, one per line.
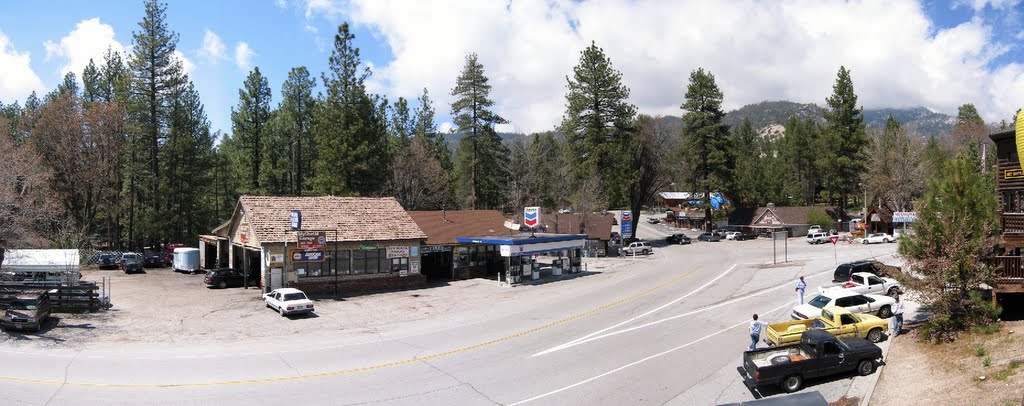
<box><xmin>0</xmin><ymin>216</ymin><xmax>900</xmax><ymax>405</ymax></box>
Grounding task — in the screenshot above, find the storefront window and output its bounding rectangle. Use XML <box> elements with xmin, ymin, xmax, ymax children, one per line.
<box><xmin>366</xmin><ymin>249</ymin><xmax>381</xmax><ymax>273</ymax></box>
<box><xmin>352</xmin><ymin>249</ymin><xmax>385</xmax><ymax>274</ymax></box>
<box><xmin>337</xmin><ymin>250</ymin><xmax>350</xmax><ymax>275</ymax></box>
<box><xmin>391</xmin><ymin>257</ymin><xmax>408</xmax><ymax>272</ymax></box>
<box><xmin>352</xmin><ymin>250</ymin><xmax>366</xmax><ymax>274</ymax></box>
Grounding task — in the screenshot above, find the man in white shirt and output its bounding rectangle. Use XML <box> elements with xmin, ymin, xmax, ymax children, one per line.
<box><xmin>795</xmin><ymin>276</ymin><xmax>807</xmax><ymax>304</ymax></box>
<box><xmin>892</xmin><ymin>295</ymin><xmax>905</xmax><ymax>337</ymax></box>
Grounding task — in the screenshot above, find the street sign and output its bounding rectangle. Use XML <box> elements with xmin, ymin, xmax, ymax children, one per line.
<box><xmin>290</xmin><ymin>250</ymin><xmax>325</xmax><ymax>262</ymax></box>
<box><xmin>524</xmin><ymin>207</ymin><xmax>540</xmax><ymax>228</ymax></box>
<box><xmin>829</xmin><ymin>235</ymin><xmax>840</xmax><ymax>245</ymax></box>
<box><xmin>297</xmin><ymin>231</ymin><xmax>326</xmax><ymax>250</ymax></box>
<box><xmin>892</xmin><ymin>212</ymin><xmax>917</xmax><ymax>222</ymax></box>
<box><xmin>621</xmin><ymin>211</ymin><xmax>633</xmax><ymax>236</ymax></box>
<box><xmin>290</xmin><ymin>210</ymin><xmax>302</xmax><ymax>230</ymax></box>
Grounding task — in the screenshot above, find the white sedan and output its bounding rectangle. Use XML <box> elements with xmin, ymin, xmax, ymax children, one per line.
<box><xmin>723</xmin><ymin>231</ymin><xmax>740</xmax><ymax>240</ymax></box>
<box><xmin>792</xmin><ymin>290</ymin><xmax>896</xmax><ymax>320</ymax></box>
<box><xmin>861</xmin><ymin>233</ymin><xmax>895</xmax><ymax>244</ymax></box>
<box><xmin>263</xmin><ymin>288</ymin><xmax>315</xmax><ymax>316</ymax></box>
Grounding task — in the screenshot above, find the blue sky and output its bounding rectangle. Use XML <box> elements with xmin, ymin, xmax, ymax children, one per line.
<box><xmin>1</xmin><ymin>0</ymin><xmax>1023</xmax><ymax>136</ymax></box>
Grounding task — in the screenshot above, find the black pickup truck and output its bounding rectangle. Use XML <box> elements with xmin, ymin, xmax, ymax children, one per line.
<box><xmin>743</xmin><ymin>329</ymin><xmax>882</xmax><ymax>393</ymax></box>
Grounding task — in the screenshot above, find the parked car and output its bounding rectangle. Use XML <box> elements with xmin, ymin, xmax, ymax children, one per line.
<box><xmin>204</xmin><ymin>268</ymin><xmax>257</xmax><ymax>289</ymax></box>
<box><xmin>1</xmin><ymin>290</ymin><xmax>51</xmax><ymax>331</ymax></box>
<box><xmin>666</xmin><ymin>234</ymin><xmax>691</xmax><ymax>245</ymax></box>
<box><xmin>263</xmin><ymin>288</ymin><xmax>314</xmax><ymax>316</ymax></box>
<box><xmin>791</xmin><ymin>290</ymin><xmax>896</xmax><ymax>320</ymax></box>
<box><xmin>697</xmin><ymin>232</ymin><xmax>722</xmax><ymax>242</ymax></box>
<box><xmin>723</xmin><ymin>231</ymin><xmax>740</xmax><ymax>240</ymax></box>
<box><xmin>808</xmin><ymin>225</ymin><xmax>823</xmax><ymax>234</ymax></box>
<box><xmin>734</xmin><ymin>231</ymin><xmax>759</xmax><ymax>241</ymax></box>
<box><xmin>818</xmin><ymin>272</ymin><xmax>903</xmax><ymax>297</ymax></box>
<box><xmin>97</xmin><ymin>252</ymin><xmax>118</xmax><ymax>270</ymax></box>
<box><xmin>622</xmin><ymin>241</ymin><xmax>653</xmax><ymax>255</ymax></box>
<box><xmin>860</xmin><ymin>233</ymin><xmax>895</xmax><ymax>244</ymax></box>
<box><xmin>121</xmin><ymin>253</ymin><xmax>144</xmax><ymax>274</ymax></box>
<box><xmin>832</xmin><ymin>260</ymin><xmax>900</xmax><ymax>283</ymax></box>
<box><xmin>743</xmin><ymin>329</ymin><xmax>882</xmax><ymax>393</ymax></box>
<box><xmin>646</xmin><ymin>217</ymin><xmax>660</xmax><ymax>224</ymax></box>
<box><xmin>765</xmin><ymin>306</ymin><xmax>888</xmax><ymax>347</ymax></box>
<box><xmin>143</xmin><ymin>250</ymin><xmax>166</xmax><ymax>268</ymax></box>
<box><xmin>806</xmin><ymin>232</ymin><xmax>829</xmax><ymax>244</ymax></box>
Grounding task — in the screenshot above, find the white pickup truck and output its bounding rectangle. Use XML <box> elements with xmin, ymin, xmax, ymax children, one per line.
<box><xmin>818</xmin><ymin>272</ymin><xmax>903</xmax><ymax>297</ymax></box>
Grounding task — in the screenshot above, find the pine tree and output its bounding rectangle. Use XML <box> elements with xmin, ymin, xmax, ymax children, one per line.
<box><xmin>231</xmin><ymin>67</ymin><xmax>272</xmax><ymax>192</ymax></box>
<box><xmin>680</xmin><ymin>68</ymin><xmax>731</xmax><ymax>231</ymax></box>
<box><xmin>127</xmin><ymin>0</ymin><xmax>185</xmax><ymax>248</ymax></box>
<box><xmin>413</xmin><ymin>88</ymin><xmax>451</xmax><ymax>173</ymax></box>
<box><xmin>450</xmin><ymin>53</ymin><xmax>507</xmax><ymax>209</ymax></box>
<box><xmin>731</xmin><ymin>118</ymin><xmax>759</xmax><ymax>206</ymax></box>
<box><xmin>164</xmin><ymin>81</ymin><xmax>216</xmax><ymax>242</ymax></box>
<box><xmin>560</xmin><ymin>42</ymin><xmax>637</xmax><ymax>208</ymax></box>
<box><xmin>821</xmin><ymin>66</ymin><xmax>868</xmax><ymax>214</ymax></box>
<box><xmin>528</xmin><ymin>132</ymin><xmax>563</xmax><ymax>210</ymax></box>
<box><xmin>956</xmin><ymin>103</ymin><xmax>985</xmax><ymax>126</ymax></box>
<box><xmin>278</xmin><ymin>66</ymin><xmax>316</xmax><ymax>195</ymax></box>
<box><xmin>311</xmin><ymin>23</ymin><xmax>390</xmax><ymax>196</ymax></box>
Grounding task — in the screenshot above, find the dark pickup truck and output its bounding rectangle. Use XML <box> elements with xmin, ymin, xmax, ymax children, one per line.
<box><xmin>734</xmin><ymin>231</ymin><xmax>758</xmax><ymax>241</ymax></box>
<box><xmin>743</xmin><ymin>329</ymin><xmax>882</xmax><ymax>393</ymax></box>
<box><xmin>832</xmin><ymin>260</ymin><xmax>900</xmax><ymax>283</ymax></box>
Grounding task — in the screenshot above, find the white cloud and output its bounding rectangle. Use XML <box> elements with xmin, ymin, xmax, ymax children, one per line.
<box><xmin>198</xmin><ymin>29</ymin><xmax>226</xmax><ymax>61</ymax></box>
<box><xmin>42</xmin><ymin>18</ymin><xmax>126</xmax><ymax>80</ymax></box>
<box><xmin>275</xmin><ymin>0</ymin><xmax>288</xmax><ymax>9</ymax></box>
<box><xmin>234</xmin><ymin>42</ymin><xmax>255</xmax><ymax>70</ymax></box>
<box><xmin>174</xmin><ymin>50</ymin><xmax>195</xmax><ymax>77</ymax></box>
<box><xmin>438</xmin><ymin>122</ymin><xmax>454</xmax><ymax>134</ymax></box>
<box><xmin>0</xmin><ymin>31</ymin><xmax>45</xmax><ymax>103</ymax></box>
<box><xmin>953</xmin><ymin>0</ymin><xmax>1022</xmax><ymax>12</ymax></box>
<box><xmin>303</xmin><ymin>0</ymin><xmax>1024</xmax><ymax>133</ymax></box>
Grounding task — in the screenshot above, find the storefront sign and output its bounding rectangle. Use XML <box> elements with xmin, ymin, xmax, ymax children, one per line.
<box><xmin>290</xmin><ymin>210</ymin><xmax>301</xmax><ymax>230</ymax></box>
<box><xmin>420</xmin><ymin>245</ymin><xmax>452</xmax><ymax>253</ymax></box>
<box><xmin>621</xmin><ymin>211</ymin><xmax>632</xmax><ymax>235</ymax></box>
<box><xmin>360</xmin><ymin>243</ymin><xmax>378</xmax><ymax>250</ymax></box>
<box><xmin>410</xmin><ymin>259</ymin><xmax>420</xmax><ymax>274</ymax></box>
<box><xmin>892</xmin><ymin>212</ymin><xmax>917</xmax><ymax>222</ymax></box>
<box><xmin>399</xmin><ymin>268</ymin><xmax>408</xmax><ymax>277</ymax></box>
<box><xmin>1005</xmin><ymin>169</ymin><xmax>1024</xmax><ymax>180</ymax></box>
<box><xmin>297</xmin><ymin>231</ymin><xmax>327</xmax><ymax>250</ymax></box>
<box><xmin>386</xmin><ymin>246</ymin><xmax>410</xmax><ymax>259</ymax></box>
<box><xmin>290</xmin><ymin>249</ymin><xmax>325</xmax><ymax>262</ymax></box>
<box><xmin>410</xmin><ymin>246</ymin><xmax>418</xmax><ymax>257</ymax></box>
<box><xmin>238</xmin><ymin>223</ymin><xmax>251</xmax><ymax>243</ymax></box>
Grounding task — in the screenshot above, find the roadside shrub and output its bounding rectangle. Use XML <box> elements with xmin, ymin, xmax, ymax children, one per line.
<box><xmin>975</xmin><ymin>346</ymin><xmax>987</xmax><ymax>357</ymax></box>
<box><xmin>993</xmin><ymin>361</ymin><xmax>1020</xmax><ymax>380</ymax></box>
<box><xmin>984</xmin><ymin>357</ymin><xmax>991</xmax><ymax>367</ymax></box>
<box><xmin>806</xmin><ymin>208</ymin><xmax>832</xmax><ymax>228</ymax></box>
<box><xmin>918</xmin><ymin>291</ymin><xmax>1002</xmax><ymax>342</ymax></box>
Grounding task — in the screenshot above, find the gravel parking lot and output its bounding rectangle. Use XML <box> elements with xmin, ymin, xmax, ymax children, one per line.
<box><xmin>0</xmin><ymin>257</ymin><xmax>639</xmax><ymax>350</ymax></box>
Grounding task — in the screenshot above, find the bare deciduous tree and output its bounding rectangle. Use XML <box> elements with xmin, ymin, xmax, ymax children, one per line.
<box><xmin>390</xmin><ymin>135</ymin><xmax>453</xmax><ymax>210</ymax></box>
<box><xmin>0</xmin><ymin>116</ymin><xmax>55</xmax><ymax>249</ymax></box>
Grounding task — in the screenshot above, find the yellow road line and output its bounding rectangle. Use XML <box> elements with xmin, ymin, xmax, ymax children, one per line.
<box><xmin>0</xmin><ymin>269</ymin><xmax>697</xmax><ymax>388</ymax></box>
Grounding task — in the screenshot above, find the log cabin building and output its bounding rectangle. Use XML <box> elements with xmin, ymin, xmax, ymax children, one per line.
<box><xmin>990</xmin><ymin>129</ymin><xmax>1024</xmax><ymax>303</ymax></box>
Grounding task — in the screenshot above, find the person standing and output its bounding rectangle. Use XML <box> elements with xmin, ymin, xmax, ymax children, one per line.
<box><xmin>748</xmin><ymin>314</ymin><xmax>768</xmax><ymax>351</ymax></box>
<box><xmin>795</xmin><ymin>276</ymin><xmax>807</xmax><ymax>304</ymax></box>
<box><xmin>892</xmin><ymin>295</ymin><xmax>905</xmax><ymax>337</ymax></box>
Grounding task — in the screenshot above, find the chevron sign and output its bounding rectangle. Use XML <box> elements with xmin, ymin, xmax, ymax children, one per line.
<box><xmin>524</xmin><ymin>207</ymin><xmax>540</xmax><ymax>228</ymax></box>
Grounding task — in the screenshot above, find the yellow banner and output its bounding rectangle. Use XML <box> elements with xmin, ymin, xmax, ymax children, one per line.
<box><xmin>1017</xmin><ymin>110</ymin><xmax>1024</xmax><ymax>164</ymax></box>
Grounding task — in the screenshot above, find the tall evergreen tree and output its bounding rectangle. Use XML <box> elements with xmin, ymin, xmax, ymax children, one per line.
<box><xmin>821</xmin><ymin>66</ymin><xmax>868</xmax><ymax>214</ymax></box>
<box><xmin>450</xmin><ymin>53</ymin><xmax>507</xmax><ymax>209</ymax></box>
<box><xmin>528</xmin><ymin>132</ymin><xmax>563</xmax><ymax>210</ymax></box>
<box><xmin>231</xmin><ymin>67</ymin><xmax>272</xmax><ymax>191</ymax></box>
<box><xmin>731</xmin><ymin>118</ymin><xmax>759</xmax><ymax>206</ymax></box>
<box><xmin>127</xmin><ymin>0</ymin><xmax>185</xmax><ymax>248</ymax></box>
<box><xmin>680</xmin><ymin>68</ymin><xmax>731</xmax><ymax>231</ymax></box>
<box><xmin>278</xmin><ymin>66</ymin><xmax>316</xmax><ymax>195</ymax></box>
<box><xmin>311</xmin><ymin>23</ymin><xmax>390</xmax><ymax>196</ymax></box>
<box><xmin>782</xmin><ymin>117</ymin><xmax>822</xmax><ymax>205</ymax></box>
<box><xmin>560</xmin><ymin>42</ymin><xmax>637</xmax><ymax>208</ymax></box>
<box><xmin>956</xmin><ymin>103</ymin><xmax>985</xmax><ymax>126</ymax></box>
<box><xmin>164</xmin><ymin>81</ymin><xmax>216</xmax><ymax>242</ymax></box>
<box><xmin>413</xmin><ymin>88</ymin><xmax>451</xmax><ymax>173</ymax></box>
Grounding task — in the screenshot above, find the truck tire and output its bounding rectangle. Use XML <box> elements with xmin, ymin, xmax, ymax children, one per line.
<box><xmin>770</xmin><ymin>355</ymin><xmax>791</xmax><ymax>365</ymax></box>
<box><xmin>863</xmin><ymin>239</ymin><xmax>869</xmax><ymax>244</ymax></box>
<box><xmin>867</xmin><ymin>328</ymin><xmax>884</xmax><ymax>343</ymax></box>
<box><xmin>857</xmin><ymin>359</ymin><xmax>875</xmax><ymax>376</ymax></box>
<box><xmin>878</xmin><ymin>305</ymin><xmax>892</xmax><ymax>318</ymax></box>
<box><xmin>781</xmin><ymin>375</ymin><xmax>803</xmax><ymax>393</ymax></box>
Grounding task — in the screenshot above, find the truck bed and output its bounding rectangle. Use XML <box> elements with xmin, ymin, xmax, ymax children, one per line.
<box><xmin>746</xmin><ymin>345</ymin><xmax>814</xmax><ymax>368</ymax></box>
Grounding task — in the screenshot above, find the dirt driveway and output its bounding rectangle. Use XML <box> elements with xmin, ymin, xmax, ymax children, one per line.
<box><xmin>0</xmin><ymin>258</ymin><xmax>635</xmax><ymax>350</ymax></box>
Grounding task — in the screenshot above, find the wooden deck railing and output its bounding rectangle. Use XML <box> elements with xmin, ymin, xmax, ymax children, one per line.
<box><xmin>994</xmin><ymin>256</ymin><xmax>1024</xmax><ymax>281</ymax></box>
<box><xmin>1002</xmin><ymin>213</ymin><xmax>1024</xmax><ymax>234</ymax></box>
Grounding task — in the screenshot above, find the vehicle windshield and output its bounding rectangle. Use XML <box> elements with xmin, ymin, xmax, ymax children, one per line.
<box><xmin>808</xmin><ymin>295</ymin><xmax>832</xmax><ymax>309</ymax></box>
<box><xmin>283</xmin><ymin>293</ymin><xmax>308</xmax><ymax>301</ymax></box>
<box><xmin>10</xmin><ymin>299</ymin><xmax>39</xmax><ymax>310</ymax></box>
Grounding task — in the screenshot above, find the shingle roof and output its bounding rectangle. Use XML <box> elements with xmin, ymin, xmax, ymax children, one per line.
<box><xmin>731</xmin><ymin>205</ymin><xmax>844</xmax><ymax>226</ymax></box>
<box><xmin>540</xmin><ymin>213</ymin><xmax>614</xmax><ymax>240</ymax></box>
<box><xmin>408</xmin><ymin>210</ymin><xmax>515</xmax><ymax>246</ymax></box>
<box><xmin>238</xmin><ymin>196</ymin><xmax>427</xmax><ymax>243</ymax></box>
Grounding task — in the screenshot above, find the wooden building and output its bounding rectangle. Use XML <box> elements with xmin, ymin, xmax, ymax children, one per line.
<box><xmin>989</xmin><ymin>129</ymin><xmax>1024</xmax><ymax>301</ymax></box>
